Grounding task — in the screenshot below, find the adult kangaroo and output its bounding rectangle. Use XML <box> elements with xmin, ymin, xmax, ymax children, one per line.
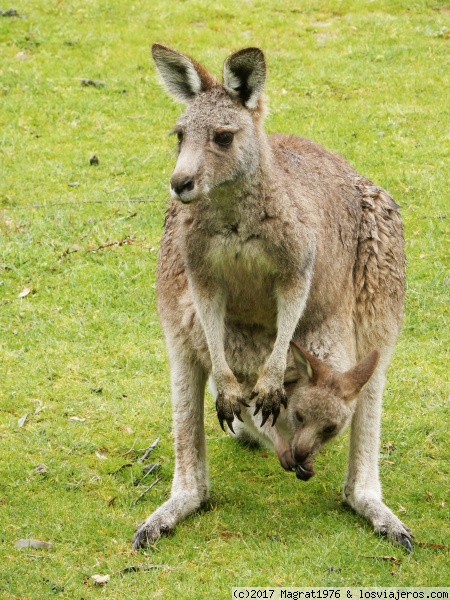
<box><xmin>132</xmin><ymin>44</ymin><xmax>412</xmax><ymax>551</ymax></box>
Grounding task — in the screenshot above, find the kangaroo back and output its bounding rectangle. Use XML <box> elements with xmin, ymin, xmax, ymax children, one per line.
<box><xmin>353</xmin><ymin>178</ymin><xmax>405</xmax><ymax>352</ymax></box>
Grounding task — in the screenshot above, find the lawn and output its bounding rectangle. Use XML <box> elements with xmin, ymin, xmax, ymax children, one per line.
<box><xmin>0</xmin><ymin>1</ymin><xmax>449</xmax><ymax>598</ymax></box>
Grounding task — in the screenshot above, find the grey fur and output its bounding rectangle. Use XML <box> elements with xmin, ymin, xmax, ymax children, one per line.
<box><xmin>132</xmin><ymin>45</ymin><xmax>411</xmax><ymax>552</ymax></box>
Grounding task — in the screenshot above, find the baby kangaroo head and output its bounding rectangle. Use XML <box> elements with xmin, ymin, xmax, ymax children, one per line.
<box><xmin>286</xmin><ymin>342</ymin><xmax>380</xmax><ymax>481</ymax></box>
<box><xmin>151</xmin><ymin>44</ymin><xmax>267</xmax><ymax>204</ymax></box>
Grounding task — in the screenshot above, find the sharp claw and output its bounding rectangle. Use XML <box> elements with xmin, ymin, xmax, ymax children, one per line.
<box><xmin>227</xmin><ymin>419</ymin><xmax>235</xmax><ymax>434</ymax></box>
<box><xmin>133</xmin><ymin>528</ymin><xmax>150</xmax><ymax>549</ymax></box>
<box><xmin>239</xmin><ymin>398</ymin><xmax>250</xmax><ymax>407</ymax></box>
<box><xmin>253</xmin><ymin>403</ymin><xmax>262</xmax><ymax>416</ymax></box>
<box><xmin>399</xmin><ymin>535</ymin><xmax>413</xmax><ymax>552</ymax></box>
<box><xmin>281</xmin><ymin>394</ymin><xmax>288</xmax><ymax>409</ymax></box>
<box><xmin>249</xmin><ymin>390</ymin><xmax>258</xmax><ymax>400</ymax></box>
<box><xmin>260</xmin><ymin>411</ymin><xmax>270</xmax><ymax>427</ymax></box>
<box><xmin>271</xmin><ymin>409</ymin><xmax>279</xmax><ymax>426</ymax></box>
<box><xmin>218</xmin><ymin>415</ymin><xmax>226</xmax><ymax>432</ymax></box>
<box><xmin>235</xmin><ymin>411</ymin><xmax>244</xmax><ymax>423</ymax></box>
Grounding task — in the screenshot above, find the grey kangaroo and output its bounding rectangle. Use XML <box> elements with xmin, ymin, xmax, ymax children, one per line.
<box><xmin>132</xmin><ymin>44</ymin><xmax>412</xmax><ymax>550</ymax></box>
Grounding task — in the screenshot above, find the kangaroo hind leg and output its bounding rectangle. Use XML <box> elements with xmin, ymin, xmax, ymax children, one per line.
<box><xmin>344</xmin><ymin>361</ymin><xmax>413</xmax><ymax>551</ymax></box>
<box><xmin>133</xmin><ymin>354</ymin><xmax>208</xmax><ymax>549</ymax></box>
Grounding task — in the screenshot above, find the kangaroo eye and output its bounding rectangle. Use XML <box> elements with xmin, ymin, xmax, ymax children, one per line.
<box><xmin>295</xmin><ymin>412</ymin><xmax>304</xmax><ymax>424</ymax></box>
<box><xmin>177</xmin><ymin>131</ymin><xmax>183</xmax><ymax>144</ymax></box>
<box><xmin>214</xmin><ymin>131</ymin><xmax>234</xmax><ymax>147</ymax></box>
<box><xmin>323</xmin><ymin>425</ymin><xmax>336</xmax><ymax>435</ymax></box>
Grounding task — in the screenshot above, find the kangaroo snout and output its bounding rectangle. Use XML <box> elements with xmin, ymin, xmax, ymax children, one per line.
<box><xmin>295</xmin><ymin>463</ymin><xmax>315</xmax><ymax>481</ymax></box>
<box><xmin>293</xmin><ymin>446</ymin><xmax>315</xmax><ymax>481</ymax></box>
<box><xmin>293</xmin><ymin>448</ymin><xmax>312</xmax><ymax>465</ymax></box>
<box><xmin>170</xmin><ymin>174</ymin><xmax>196</xmax><ymax>202</ymax></box>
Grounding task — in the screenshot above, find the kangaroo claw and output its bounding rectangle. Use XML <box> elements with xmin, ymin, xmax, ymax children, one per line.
<box><xmin>218</xmin><ymin>415</ymin><xmax>226</xmax><ymax>432</ymax></box>
<box><xmin>226</xmin><ymin>418</ymin><xmax>235</xmax><ymax>434</ymax></box>
<box><xmin>260</xmin><ymin>409</ymin><xmax>271</xmax><ymax>427</ymax></box>
<box><xmin>379</xmin><ymin>523</ymin><xmax>414</xmax><ymax>552</ymax></box>
<box><xmin>217</xmin><ymin>412</ymin><xmax>236</xmax><ymax>434</ymax></box>
<box><xmin>216</xmin><ymin>389</ymin><xmax>246</xmax><ymax>434</ymax></box>
<box><xmin>399</xmin><ymin>534</ymin><xmax>413</xmax><ymax>553</ymax></box>
<box><xmin>251</xmin><ymin>386</ymin><xmax>286</xmax><ymax>427</ymax></box>
<box><xmin>271</xmin><ymin>405</ymin><xmax>280</xmax><ymax>426</ymax></box>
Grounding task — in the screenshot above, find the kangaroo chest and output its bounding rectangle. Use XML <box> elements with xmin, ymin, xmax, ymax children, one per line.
<box><xmin>208</xmin><ymin>225</ymin><xmax>275</xmax><ymax>277</ymax></box>
<box><xmin>191</xmin><ymin>221</ymin><xmax>279</xmax><ymax>328</ymax></box>
<box><xmin>179</xmin><ymin>191</ymin><xmax>291</xmax><ymax>328</ymax></box>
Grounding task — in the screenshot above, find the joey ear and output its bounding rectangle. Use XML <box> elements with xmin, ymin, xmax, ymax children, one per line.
<box><xmin>290</xmin><ymin>341</ymin><xmax>327</xmax><ymax>384</ymax></box>
<box><xmin>223</xmin><ymin>47</ymin><xmax>266</xmax><ymax>109</ymax></box>
<box><xmin>152</xmin><ymin>43</ymin><xmax>216</xmax><ymax>103</ymax></box>
<box><xmin>339</xmin><ymin>350</ymin><xmax>380</xmax><ymax>401</ymax></box>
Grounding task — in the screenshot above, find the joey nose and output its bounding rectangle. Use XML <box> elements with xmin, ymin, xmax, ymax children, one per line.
<box><xmin>294</xmin><ymin>449</ymin><xmax>310</xmax><ymax>465</ymax></box>
<box><xmin>170</xmin><ymin>175</ymin><xmax>195</xmax><ymax>197</ymax></box>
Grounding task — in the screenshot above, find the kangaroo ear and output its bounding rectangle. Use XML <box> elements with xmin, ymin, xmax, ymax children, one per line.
<box><xmin>290</xmin><ymin>342</ymin><xmax>327</xmax><ymax>385</ymax></box>
<box><xmin>152</xmin><ymin>43</ymin><xmax>216</xmax><ymax>103</ymax></box>
<box><xmin>223</xmin><ymin>47</ymin><xmax>266</xmax><ymax>109</ymax></box>
<box><xmin>339</xmin><ymin>350</ymin><xmax>380</xmax><ymax>402</ymax></box>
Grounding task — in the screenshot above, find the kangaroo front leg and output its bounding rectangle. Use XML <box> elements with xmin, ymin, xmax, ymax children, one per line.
<box><xmin>190</xmin><ymin>279</ymin><xmax>247</xmax><ymax>432</ymax></box>
<box><xmin>133</xmin><ymin>356</ymin><xmax>208</xmax><ymax>549</ymax></box>
<box><xmin>343</xmin><ymin>370</ymin><xmax>413</xmax><ymax>551</ymax></box>
<box><xmin>252</xmin><ymin>275</ymin><xmax>312</xmax><ymax>426</ymax></box>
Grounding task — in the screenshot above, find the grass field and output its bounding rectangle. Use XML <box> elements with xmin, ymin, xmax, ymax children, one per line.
<box><xmin>1</xmin><ymin>1</ymin><xmax>449</xmax><ymax>598</ymax></box>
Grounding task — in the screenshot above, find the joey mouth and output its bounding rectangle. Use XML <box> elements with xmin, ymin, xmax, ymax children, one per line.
<box><xmin>295</xmin><ymin>463</ymin><xmax>315</xmax><ymax>481</ymax></box>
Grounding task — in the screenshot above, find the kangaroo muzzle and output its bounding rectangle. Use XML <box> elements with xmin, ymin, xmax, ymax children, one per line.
<box><xmin>295</xmin><ymin>463</ymin><xmax>315</xmax><ymax>481</ymax></box>
<box><xmin>293</xmin><ymin>446</ymin><xmax>315</xmax><ymax>481</ymax></box>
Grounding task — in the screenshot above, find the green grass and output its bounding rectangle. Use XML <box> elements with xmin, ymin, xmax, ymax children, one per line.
<box><xmin>1</xmin><ymin>0</ymin><xmax>449</xmax><ymax>598</ymax></box>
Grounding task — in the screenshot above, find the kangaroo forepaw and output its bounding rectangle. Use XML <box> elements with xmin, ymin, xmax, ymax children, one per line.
<box><xmin>251</xmin><ymin>386</ymin><xmax>287</xmax><ymax>427</ymax></box>
<box><xmin>216</xmin><ymin>390</ymin><xmax>248</xmax><ymax>433</ymax></box>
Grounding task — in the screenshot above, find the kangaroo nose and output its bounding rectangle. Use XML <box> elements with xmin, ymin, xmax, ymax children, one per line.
<box><xmin>170</xmin><ymin>175</ymin><xmax>195</xmax><ymax>197</ymax></box>
<box><xmin>294</xmin><ymin>449</ymin><xmax>310</xmax><ymax>464</ymax></box>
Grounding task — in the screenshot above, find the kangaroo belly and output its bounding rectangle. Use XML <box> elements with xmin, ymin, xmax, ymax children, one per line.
<box><xmin>224</xmin><ymin>323</ymin><xmax>276</xmax><ymax>382</ymax></box>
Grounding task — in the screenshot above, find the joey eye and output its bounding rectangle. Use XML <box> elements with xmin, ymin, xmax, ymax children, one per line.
<box><xmin>213</xmin><ymin>131</ymin><xmax>234</xmax><ymax>147</ymax></box>
<box><xmin>295</xmin><ymin>412</ymin><xmax>304</xmax><ymax>424</ymax></box>
<box><xmin>323</xmin><ymin>425</ymin><xmax>336</xmax><ymax>435</ymax></box>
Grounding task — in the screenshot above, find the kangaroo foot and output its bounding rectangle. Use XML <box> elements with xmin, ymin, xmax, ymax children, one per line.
<box><xmin>133</xmin><ymin>492</ymin><xmax>204</xmax><ymax>549</ymax></box>
<box><xmin>377</xmin><ymin>521</ymin><xmax>414</xmax><ymax>552</ymax></box>
<box><xmin>345</xmin><ymin>488</ymin><xmax>414</xmax><ymax>552</ymax></box>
